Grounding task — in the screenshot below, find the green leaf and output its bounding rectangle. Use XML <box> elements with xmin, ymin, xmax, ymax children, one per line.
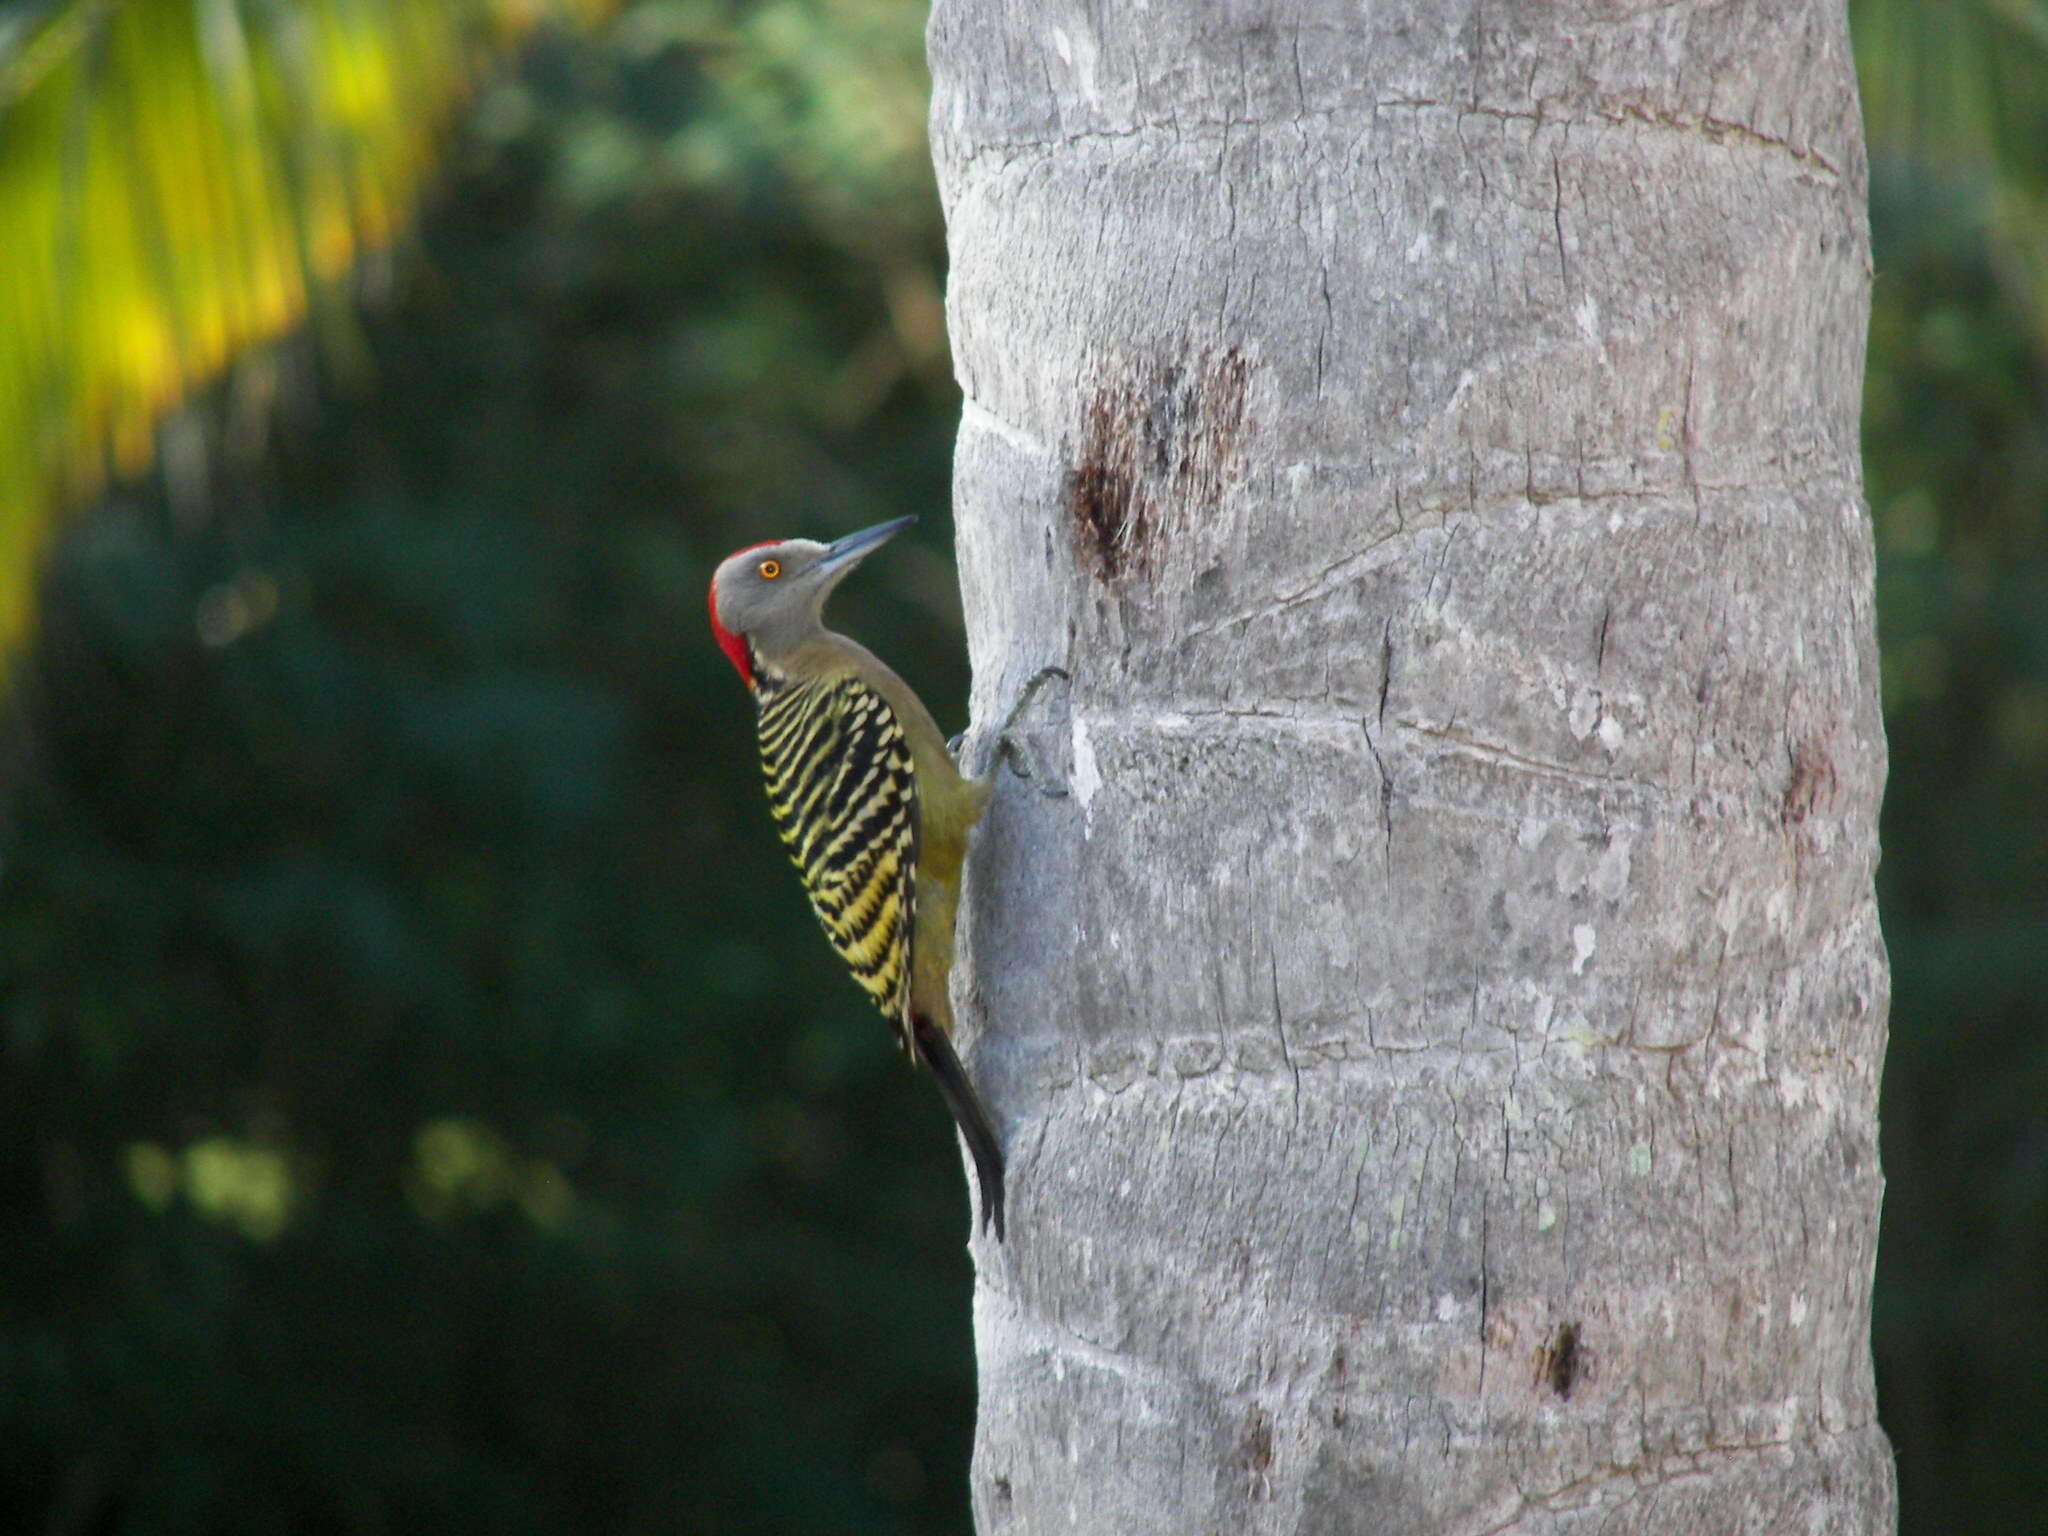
<box><xmin>0</xmin><ymin>0</ymin><xmax>604</xmax><ymax>658</ymax></box>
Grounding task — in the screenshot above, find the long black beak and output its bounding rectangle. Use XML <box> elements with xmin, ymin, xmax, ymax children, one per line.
<box><xmin>819</xmin><ymin>515</ymin><xmax>916</xmax><ymax>573</ymax></box>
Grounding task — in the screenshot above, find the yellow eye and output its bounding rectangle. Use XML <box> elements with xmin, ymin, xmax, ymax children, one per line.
<box><xmin>758</xmin><ymin>559</ymin><xmax>781</xmax><ymax>580</ymax></box>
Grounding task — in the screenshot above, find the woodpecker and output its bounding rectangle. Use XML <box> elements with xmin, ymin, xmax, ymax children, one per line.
<box><xmin>708</xmin><ymin>515</ymin><xmax>1063</xmax><ymax>1240</ymax></box>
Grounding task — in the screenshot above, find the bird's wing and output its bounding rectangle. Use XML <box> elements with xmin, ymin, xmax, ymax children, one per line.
<box><xmin>756</xmin><ymin>672</ymin><xmax>918</xmax><ymax>1049</ymax></box>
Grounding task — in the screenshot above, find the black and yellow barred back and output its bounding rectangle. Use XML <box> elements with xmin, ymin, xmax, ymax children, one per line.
<box><xmin>755</xmin><ymin>670</ymin><xmax>918</xmax><ymax>1043</ymax></box>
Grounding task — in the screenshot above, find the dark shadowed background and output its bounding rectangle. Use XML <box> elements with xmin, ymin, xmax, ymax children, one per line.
<box><xmin>0</xmin><ymin>2</ymin><xmax>2041</xmax><ymax>1532</ymax></box>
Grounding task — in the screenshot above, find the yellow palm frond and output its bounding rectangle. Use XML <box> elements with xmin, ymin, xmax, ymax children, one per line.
<box><xmin>0</xmin><ymin>0</ymin><xmax>605</xmax><ymax>656</ymax></box>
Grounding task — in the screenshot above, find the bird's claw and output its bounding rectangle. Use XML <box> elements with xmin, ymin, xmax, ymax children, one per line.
<box><xmin>1000</xmin><ymin>734</ymin><xmax>1070</xmax><ymax>797</ymax></box>
<box><xmin>995</xmin><ymin>666</ymin><xmax>1069</xmax><ymax>736</ymax></box>
<box><xmin>980</xmin><ymin>665</ymin><xmax>1072</xmax><ymax>792</ymax></box>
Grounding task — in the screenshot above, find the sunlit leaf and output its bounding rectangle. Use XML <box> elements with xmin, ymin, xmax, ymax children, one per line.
<box><xmin>0</xmin><ymin>0</ymin><xmax>607</xmax><ymax>659</ymax></box>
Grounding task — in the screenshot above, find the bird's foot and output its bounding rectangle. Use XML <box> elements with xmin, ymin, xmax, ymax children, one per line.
<box><xmin>984</xmin><ymin>665</ymin><xmax>1071</xmax><ymax>797</ymax></box>
<box><xmin>999</xmin><ymin>733</ymin><xmax>1068</xmax><ymax>798</ymax></box>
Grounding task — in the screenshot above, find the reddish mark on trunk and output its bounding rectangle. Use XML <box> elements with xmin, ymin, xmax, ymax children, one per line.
<box><xmin>1783</xmin><ymin>733</ymin><xmax>1838</xmax><ymax>828</ymax></box>
<box><xmin>1065</xmin><ymin>347</ymin><xmax>1251</xmax><ymax>582</ymax></box>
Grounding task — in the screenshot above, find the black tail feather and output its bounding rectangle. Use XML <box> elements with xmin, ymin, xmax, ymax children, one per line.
<box><xmin>912</xmin><ymin>1015</ymin><xmax>1006</xmax><ymax>1242</ymax></box>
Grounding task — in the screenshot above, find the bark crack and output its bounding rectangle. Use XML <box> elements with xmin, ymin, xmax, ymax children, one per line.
<box><xmin>1269</xmin><ymin>952</ymin><xmax>1302</xmax><ymax>1131</ymax></box>
<box><xmin>1400</xmin><ymin>719</ymin><xmax>1630</xmax><ymax>791</ymax></box>
<box><xmin>1551</xmin><ymin>152</ymin><xmax>1570</xmax><ymax>295</ymax></box>
<box><xmin>1314</xmin><ymin>262</ymin><xmax>1333</xmax><ymax>399</ymax></box>
<box><xmin>1473</xmin><ymin>1421</ymin><xmax>1879</xmax><ymax>1536</ymax></box>
<box><xmin>953</xmin><ymin>99</ymin><xmax>1843</xmax><ymax>181</ymax></box>
<box><xmin>961</xmin><ymin>394</ymin><xmax>1053</xmax><ymax>457</ymax></box>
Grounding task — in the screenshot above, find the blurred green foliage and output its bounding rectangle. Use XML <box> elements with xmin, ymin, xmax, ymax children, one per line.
<box><xmin>1855</xmin><ymin>10</ymin><xmax>2048</xmax><ymax>1534</ymax></box>
<box><xmin>1865</xmin><ymin>172</ymin><xmax>2048</xmax><ymax>1536</ymax></box>
<box><xmin>1856</xmin><ymin>0</ymin><xmax>2048</xmax><ymax>324</ymax></box>
<box><xmin>0</xmin><ymin>1</ymin><xmax>2043</xmax><ymax>1533</ymax></box>
<box><xmin>0</xmin><ymin>4</ymin><xmax>976</xmax><ymax>1532</ymax></box>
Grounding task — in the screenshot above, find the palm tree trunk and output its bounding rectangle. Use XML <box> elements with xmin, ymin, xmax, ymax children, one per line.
<box><xmin>935</xmin><ymin>2</ymin><xmax>1894</xmax><ymax>1531</ymax></box>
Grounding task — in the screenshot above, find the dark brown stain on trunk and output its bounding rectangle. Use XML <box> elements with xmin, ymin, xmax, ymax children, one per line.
<box><xmin>1066</xmin><ymin>347</ymin><xmax>1251</xmax><ymax>582</ymax></box>
<box><xmin>1536</xmin><ymin>1321</ymin><xmax>1583</xmax><ymax>1400</ymax></box>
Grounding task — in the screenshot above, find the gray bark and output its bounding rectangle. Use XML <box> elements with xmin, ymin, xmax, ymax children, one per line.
<box><xmin>933</xmin><ymin>3</ymin><xmax>1892</xmax><ymax>1533</ymax></box>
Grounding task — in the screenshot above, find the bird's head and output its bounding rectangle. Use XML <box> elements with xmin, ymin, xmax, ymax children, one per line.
<box><xmin>708</xmin><ymin>515</ymin><xmax>915</xmax><ymax>687</ymax></box>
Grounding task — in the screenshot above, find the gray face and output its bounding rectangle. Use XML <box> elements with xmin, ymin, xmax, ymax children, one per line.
<box><xmin>709</xmin><ymin>516</ymin><xmax>914</xmax><ymax>664</ymax></box>
<box><xmin>710</xmin><ymin>538</ymin><xmax>831</xmax><ymax>661</ymax></box>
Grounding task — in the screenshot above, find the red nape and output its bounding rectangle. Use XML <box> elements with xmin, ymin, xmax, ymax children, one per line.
<box><xmin>707</xmin><ymin>541</ymin><xmax>779</xmax><ymax>688</ymax></box>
